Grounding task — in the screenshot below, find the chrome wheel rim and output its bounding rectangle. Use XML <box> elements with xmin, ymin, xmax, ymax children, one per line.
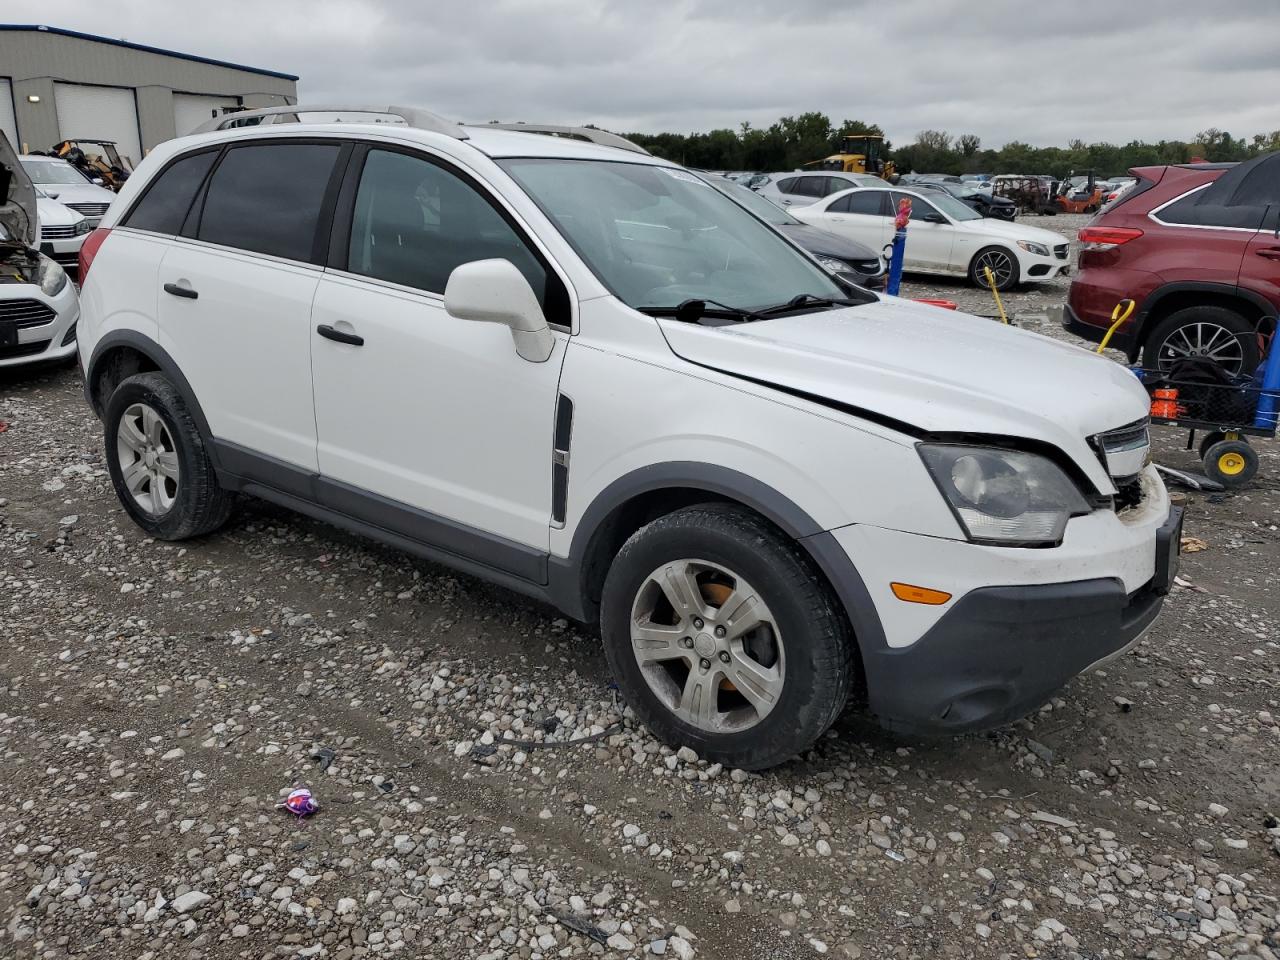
<box><xmin>116</xmin><ymin>402</ymin><xmax>179</xmax><ymax>516</ymax></box>
<box><xmin>1156</xmin><ymin>322</ymin><xmax>1245</xmax><ymax>375</ymax></box>
<box><xmin>975</xmin><ymin>249</ymin><xmax>1015</xmax><ymax>288</ymax></box>
<box><xmin>630</xmin><ymin>559</ymin><xmax>784</xmax><ymax>733</ymax></box>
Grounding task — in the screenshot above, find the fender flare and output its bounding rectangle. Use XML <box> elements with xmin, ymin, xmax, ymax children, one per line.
<box><xmin>550</xmin><ymin>461</ymin><xmax>888</xmax><ymax>659</ymax></box>
<box><xmin>85</xmin><ymin>330</ymin><xmax>221</xmax><ymax>469</ymax></box>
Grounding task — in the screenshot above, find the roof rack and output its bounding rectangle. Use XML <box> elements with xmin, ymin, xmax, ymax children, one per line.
<box><xmin>189</xmin><ymin>104</ymin><xmax>469</xmax><ymax>140</ymax></box>
<box><xmin>474</xmin><ymin>123</ymin><xmax>649</xmax><ymax>155</ymax></box>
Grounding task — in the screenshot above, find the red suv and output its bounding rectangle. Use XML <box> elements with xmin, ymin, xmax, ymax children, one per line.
<box><xmin>1065</xmin><ymin>152</ymin><xmax>1280</xmax><ymax>376</ymax></box>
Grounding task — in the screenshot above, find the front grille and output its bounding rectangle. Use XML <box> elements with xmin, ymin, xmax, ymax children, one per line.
<box><xmin>50</xmin><ymin>252</ymin><xmax>79</xmax><ymax>269</ymax></box>
<box><xmin>65</xmin><ymin>202</ymin><xmax>109</xmax><ymax>218</ymax></box>
<box><xmin>1091</xmin><ymin>418</ymin><xmax>1152</xmax><ymax>506</ymax></box>
<box><xmin>0</xmin><ymin>299</ymin><xmax>57</xmax><ymax>328</ymax></box>
<box><xmin>1054</xmin><ymin>243</ymin><xmax>1069</xmax><ymax>260</ymax></box>
<box><xmin>40</xmin><ymin>224</ymin><xmax>79</xmax><ymax>239</ymax></box>
<box><xmin>0</xmin><ymin>339</ymin><xmax>50</xmax><ymax>359</ymax></box>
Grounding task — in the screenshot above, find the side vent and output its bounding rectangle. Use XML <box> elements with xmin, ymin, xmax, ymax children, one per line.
<box><xmin>551</xmin><ymin>394</ymin><xmax>574</xmax><ymax>526</ymax></box>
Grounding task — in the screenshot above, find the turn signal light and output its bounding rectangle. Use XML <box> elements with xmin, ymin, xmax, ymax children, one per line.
<box><xmin>890</xmin><ymin>582</ymin><xmax>953</xmax><ymax>605</ymax></box>
<box><xmin>1078</xmin><ymin>226</ymin><xmax>1143</xmax><ymax>251</ymax></box>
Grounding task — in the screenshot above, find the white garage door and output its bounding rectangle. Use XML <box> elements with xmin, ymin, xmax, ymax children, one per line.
<box><xmin>0</xmin><ymin>80</ymin><xmax>17</xmax><ymax>149</ymax></box>
<box><xmin>54</xmin><ymin>83</ymin><xmax>141</xmax><ymax>166</ymax></box>
<box><xmin>173</xmin><ymin>93</ymin><xmax>241</xmax><ymax>139</ymax></box>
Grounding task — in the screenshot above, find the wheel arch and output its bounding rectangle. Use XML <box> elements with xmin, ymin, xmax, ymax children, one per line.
<box><xmin>85</xmin><ymin>331</ymin><xmax>220</xmax><ymax>469</ymax></box>
<box><xmin>551</xmin><ymin>462</ymin><xmax>887</xmax><ymax>669</ymax></box>
<box><xmin>1130</xmin><ymin>282</ymin><xmax>1274</xmax><ymax>362</ymax></box>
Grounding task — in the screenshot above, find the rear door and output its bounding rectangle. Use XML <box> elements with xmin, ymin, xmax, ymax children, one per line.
<box><xmin>812</xmin><ymin>190</ymin><xmax>891</xmax><ymax>255</ymax></box>
<box><xmin>1241</xmin><ymin>209</ymin><xmax>1280</xmax><ymax>312</ymax></box>
<box><xmin>156</xmin><ymin>139</ymin><xmax>346</xmax><ymax>473</ymax></box>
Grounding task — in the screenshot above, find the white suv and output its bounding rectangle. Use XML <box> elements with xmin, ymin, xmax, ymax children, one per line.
<box><xmin>77</xmin><ymin>106</ymin><xmax>1181</xmax><ymax>769</ymax></box>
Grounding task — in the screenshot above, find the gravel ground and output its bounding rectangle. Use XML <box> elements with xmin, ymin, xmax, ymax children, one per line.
<box><xmin>2</xmin><ymin>227</ymin><xmax>1279</xmax><ymax>959</ymax></box>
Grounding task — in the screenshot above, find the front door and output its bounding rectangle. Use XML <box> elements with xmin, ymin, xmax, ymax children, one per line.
<box><xmin>310</xmin><ymin>146</ymin><xmax>570</xmax><ymax>560</ymax></box>
<box><xmin>890</xmin><ymin>192</ymin><xmax>957</xmax><ymax>275</ymax></box>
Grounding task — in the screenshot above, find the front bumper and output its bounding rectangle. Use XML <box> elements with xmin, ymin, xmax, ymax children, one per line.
<box><xmin>0</xmin><ymin>284</ymin><xmax>80</xmax><ymax>368</ymax></box>
<box><xmin>828</xmin><ymin>473</ymin><xmax>1179</xmax><ymax>734</ymax></box>
<box><xmin>1019</xmin><ymin>251</ymin><xmax>1070</xmax><ymax>283</ymax></box>
<box><xmin>39</xmin><ymin>235</ymin><xmax>87</xmax><ymax>275</ymax></box>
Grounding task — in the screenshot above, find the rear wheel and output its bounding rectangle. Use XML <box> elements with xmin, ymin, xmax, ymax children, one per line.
<box><xmin>1143</xmin><ymin>306</ymin><xmax>1259</xmax><ymax>377</ymax></box>
<box><xmin>104</xmin><ymin>372</ymin><xmax>233</xmax><ymax>540</ymax></box>
<box><xmin>968</xmin><ymin>246</ymin><xmax>1019</xmax><ymax>291</ymax></box>
<box><xmin>600</xmin><ymin>504</ymin><xmax>854</xmax><ymax>770</ymax></box>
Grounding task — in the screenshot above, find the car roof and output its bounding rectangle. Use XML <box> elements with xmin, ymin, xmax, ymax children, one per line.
<box><xmin>164</xmin><ymin>121</ymin><xmax>676</xmax><ymax>166</ymax></box>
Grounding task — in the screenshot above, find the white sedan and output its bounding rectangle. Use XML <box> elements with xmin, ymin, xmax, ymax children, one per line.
<box><xmin>790</xmin><ymin>186</ymin><xmax>1072</xmax><ymax>290</ymax></box>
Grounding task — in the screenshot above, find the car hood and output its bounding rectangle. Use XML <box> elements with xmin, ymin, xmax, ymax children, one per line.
<box><xmin>0</xmin><ymin>133</ymin><xmax>37</xmax><ymax>247</ymax></box>
<box><xmin>37</xmin><ymin>196</ymin><xmax>83</xmax><ymax>227</ymax></box>
<box><xmin>954</xmin><ymin>216</ymin><xmax>1066</xmax><ymax>245</ymax></box>
<box><xmin>28</xmin><ymin>181</ymin><xmax>114</xmax><ymax>204</ymax></box>
<box><xmin>659</xmin><ymin>297</ymin><xmax>1149</xmax><ymax>493</ymax></box>
<box><xmin>776</xmin><ymin>222</ymin><xmax>880</xmax><ymax>262</ymax></box>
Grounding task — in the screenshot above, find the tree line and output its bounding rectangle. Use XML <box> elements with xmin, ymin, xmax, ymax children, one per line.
<box><xmin>621</xmin><ymin>112</ymin><xmax>1280</xmax><ymax>177</ymax></box>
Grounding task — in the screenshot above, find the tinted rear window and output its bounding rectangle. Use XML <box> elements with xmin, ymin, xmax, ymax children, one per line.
<box><xmin>1154</xmin><ymin>184</ymin><xmax>1267</xmax><ymax>230</ymax></box>
<box><xmin>124</xmin><ymin>150</ymin><xmax>217</xmax><ymax>235</ymax></box>
<box><xmin>198</xmin><ymin>143</ymin><xmax>340</xmax><ymax>261</ymax></box>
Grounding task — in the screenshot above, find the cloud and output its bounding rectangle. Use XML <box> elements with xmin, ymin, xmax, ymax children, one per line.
<box><xmin>50</xmin><ymin>0</ymin><xmax>1280</xmax><ymax>147</ymax></box>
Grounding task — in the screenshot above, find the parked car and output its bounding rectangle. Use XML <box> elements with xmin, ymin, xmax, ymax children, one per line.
<box><xmin>78</xmin><ymin>105</ymin><xmax>1178</xmax><ymax>769</ymax></box>
<box><xmin>0</xmin><ymin>134</ymin><xmax>80</xmax><ymax>368</ymax></box>
<box><xmin>755</xmin><ymin>171</ymin><xmax>884</xmax><ymax>208</ymax></box>
<box><xmin>36</xmin><ymin>187</ymin><xmax>92</xmax><ymax>276</ymax></box>
<box><xmin>916</xmin><ymin>181</ymin><xmax>1017</xmax><ymax>221</ymax></box>
<box><xmin>706</xmin><ymin>175</ymin><xmax>885</xmax><ymax>287</ymax></box>
<box><xmin>791</xmin><ymin>185</ymin><xmax>1070</xmax><ymax>289</ymax></box>
<box><xmin>1065</xmin><ymin>152</ymin><xmax>1280</xmax><ymax>375</ymax></box>
<box><xmin>19</xmin><ymin>155</ymin><xmax>117</xmax><ymax>225</ymax></box>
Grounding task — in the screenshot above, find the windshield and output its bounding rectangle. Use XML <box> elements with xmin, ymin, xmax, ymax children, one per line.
<box><xmin>703</xmin><ymin>176</ymin><xmax>798</xmax><ymax>226</ymax></box>
<box><xmin>926</xmin><ymin>192</ymin><xmax>983</xmax><ymax>222</ymax></box>
<box><xmin>22</xmin><ymin>160</ymin><xmax>91</xmax><ymax>185</ymax></box>
<box><xmin>500</xmin><ymin>158</ymin><xmax>845</xmax><ymax>312</ymax></box>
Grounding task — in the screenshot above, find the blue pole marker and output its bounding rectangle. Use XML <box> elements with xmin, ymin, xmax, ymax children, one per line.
<box><xmin>1254</xmin><ymin>322</ymin><xmax>1280</xmax><ymax>428</ymax></box>
<box><xmin>885</xmin><ymin>196</ymin><xmax>912</xmax><ymax>297</ymax></box>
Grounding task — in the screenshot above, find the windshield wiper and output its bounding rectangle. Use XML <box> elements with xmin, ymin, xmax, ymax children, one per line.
<box><xmin>753</xmin><ymin>293</ymin><xmax>856</xmax><ymax>317</ymax></box>
<box><xmin>638</xmin><ymin>299</ymin><xmax>764</xmax><ymax>324</ymax></box>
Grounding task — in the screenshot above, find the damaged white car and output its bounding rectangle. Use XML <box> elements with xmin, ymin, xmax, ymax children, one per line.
<box><xmin>0</xmin><ymin>133</ymin><xmax>79</xmax><ymax>368</ymax></box>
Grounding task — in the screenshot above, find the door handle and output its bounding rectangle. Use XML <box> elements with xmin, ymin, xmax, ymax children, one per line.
<box><xmin>163</xmin><ymin>282</ymin><xmax>198</xmax><ymax>300</ymax></box>
<box><xmin>316</xmin><ymin>323</ymin><xmax>364</xmax><ymax>346</ymax></box>
<box><xmin>1256</xmin><ymin>248</ymin><xmax>1280</xmax><ymax>261</ymax></box>
<box><xmin>829</xmin><ymin>216</ymin><xmax>848</xmax><ymax>222</ymax></box>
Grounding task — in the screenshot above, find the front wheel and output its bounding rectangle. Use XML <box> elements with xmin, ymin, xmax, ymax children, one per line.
<box><xmin>968</xmin><ymin>246</ymin><xmax>1019</xmax><ymax>291</ymax></box>
<box><xmin>600</xmin><ymin>504</ymin><xmax>855</xmax><ymax>770</ymax></box>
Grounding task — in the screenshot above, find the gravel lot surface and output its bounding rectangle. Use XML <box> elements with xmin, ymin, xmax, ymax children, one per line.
<box><xmin>2</xmin><ymin>219</ymin><xmax>1278</xmax><ymax>959</ymax></box>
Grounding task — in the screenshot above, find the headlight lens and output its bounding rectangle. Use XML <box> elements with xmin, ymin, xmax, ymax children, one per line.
<box><xmin>75</xmin><ymin>218</ymin><xmax>92</xmax><ymax>236</ymax></box>
<box><xmin>1016</xmin><ymin>240</ymin><xmax>1050</xmax><ymax>257</ymax></box>
<box><xmin>918</xmin><ymin>444</ymin><xmax>1091</xmax><ymax>545</ymax></box>
<box><xmin>38</xmin><ymin>255</ymin><xmax>68</xmax><ymax>297</ymax></box>
<box><xmin>814</xmin><ymin>255</ymin><xmax>849</xmax><ymax>274</ymax></box>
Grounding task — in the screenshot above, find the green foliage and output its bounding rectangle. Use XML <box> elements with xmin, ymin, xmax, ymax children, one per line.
<box><xmin>623</xmin><ymin>114</ymin><xmax>1279</xmax><ymax>176</ymax></box>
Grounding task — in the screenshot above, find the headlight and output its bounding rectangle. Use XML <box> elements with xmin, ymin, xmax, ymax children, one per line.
<box><xmin>918</xmin><ymin>444</ymin><xmax>1091</xmax><ymax>545</ymax></box>
<box><xmin>38</xmin><ymin>255</ymin><xmax>68</xmax><ymax>297</ymax></box>
<box><xmin>1016</xmin><ymin>240</ymin><xmax>1050</xmax><ymax>257</ymax></box>
<box><xmin>75</xmin><ymin>218</ymin><xmax>92</xmax><ymax>236</ymax></box>
<box><xmin>814</xmin><ymin>255</ymin><xmax>849</xmax><ymax>274</ymax></box>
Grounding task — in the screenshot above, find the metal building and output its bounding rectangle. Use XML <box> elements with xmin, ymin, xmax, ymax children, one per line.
<box><xmin>0</xmin><ymin>24</ymin><xmax>298</xmax><ymax>164</ymax></box>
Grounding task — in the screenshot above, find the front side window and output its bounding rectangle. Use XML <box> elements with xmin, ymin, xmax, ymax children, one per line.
<box><xmin>500</xmin><ymin>158</ymin><xmax>847</xmax><ymax>311</ymax></box>
<box><xmin>198</xmin><ymin>142</ymin><xmax>340</xmax><ymax>261</ymax></box>
<box><xmin>123</xmin><ymin>150</ymin><xmax>217</xmax><ymax>235</ymax></box>
<box><xmin>895</xmin><ymin>191</ymin><xmax>980</xmax><ymax>222</ymax></box>
<box><xmin>345</xmin><ymin>148</ymin><xmax>548</xmax><ymax>302</ymax></box>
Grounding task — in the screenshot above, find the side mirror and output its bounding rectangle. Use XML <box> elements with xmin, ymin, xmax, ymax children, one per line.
<box><xmin>444</xmin><ymin>259</ymin><xmax>555</xmax><ymax>363</ymax></box>
<box><xmin>92</xmin><ymin>177</ymin><xmax>106</xmax><ymax>185</ymax></box>
<box><xmin>921</xmin><ymin>212</ymin><xmax>946</xmax><ymax>224</ymax></box>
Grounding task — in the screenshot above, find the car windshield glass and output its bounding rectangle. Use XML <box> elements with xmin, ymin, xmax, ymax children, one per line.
<box><xmin>703</xmin><ymin>176</ymin><xmax>797</xmax><ymax>226</ymax></box>
<box><xmin>22</xmin><ymin>160</ymin><xmax>90</xmax><ymax>185</ymax></box>
<box><xmin>926</xmin><ymin>192</ymin><xmax>982</xmax><ymax>221</ymax></box>
<box><xmin>500</xmin><ymin>158</ymin><xmax>845</xmax><ymax>312</ymax></box>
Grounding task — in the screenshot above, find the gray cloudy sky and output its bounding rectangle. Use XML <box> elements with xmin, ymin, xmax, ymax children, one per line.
<box><xmin>51</xmin><ymin>0</ymin><xmax>1280</xmax><ymax>147</ymax></box>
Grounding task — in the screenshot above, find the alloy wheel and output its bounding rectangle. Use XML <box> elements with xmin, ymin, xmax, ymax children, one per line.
<box><xmin>975</xmin><ymin>249</ymin><xmax>1016</xmax><ymax>288</ymax></box>
<box><xmin>116</xmin><ymin>402</ymin><xmax>179</xmax><ymax>516</ymax></box>
<box><xmin>1155</xmin><ymin>322</ymin><xmax>1246</xmax><ymax>376</ymax></box>
<box><xmin>629</xmin><ymin>559</ymin><xmax>785</xmax><ymax>733</ymax></box>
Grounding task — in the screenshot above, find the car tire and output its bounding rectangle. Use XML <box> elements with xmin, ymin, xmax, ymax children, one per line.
<box><xmin>104</xmin><ymin>372</ymin><xmax>233</xmax><ymax>540</ymax></box>
<box><xmin>599</xmin><ymin>503</ymin><xmax>855</xmax><ymax>770</ymax></box>
<box><xmin>1143</xmin><ymin>306</ymin><xmax>1260</xmax><ymax>377</ymax></box>
<box><xmin>968</xmin><ymin>246</ymin><xmax>1019</xmax><ymax>291</ymax></box>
